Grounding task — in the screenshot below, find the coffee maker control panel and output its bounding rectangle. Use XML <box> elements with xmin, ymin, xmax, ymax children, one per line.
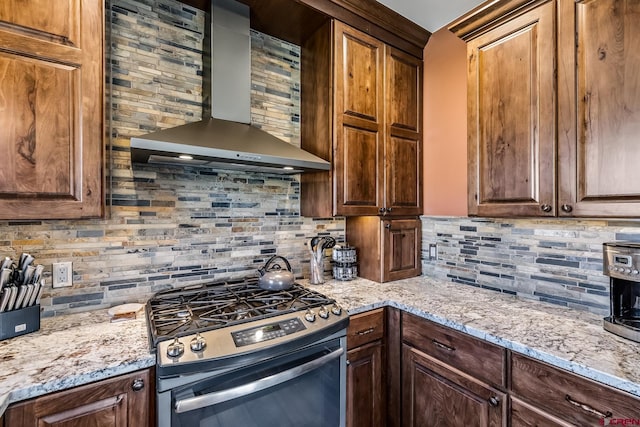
<box><xmin>603</xmin><ymin>242</ymin><xmax>640</xmax><ymax>282</ymax></box>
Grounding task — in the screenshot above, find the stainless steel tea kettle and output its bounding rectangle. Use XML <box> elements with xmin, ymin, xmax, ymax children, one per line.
<box><xmin>257</xmin><ymin>255</ymin><xmax>295</xmax><ymax>290</ymax></box>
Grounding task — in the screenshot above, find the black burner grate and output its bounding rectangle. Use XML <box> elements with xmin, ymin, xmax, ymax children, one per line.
<box><xmin>146</xmin><ymin>278</ymin><xmax>335</xmax><ymax>347</ymax></box>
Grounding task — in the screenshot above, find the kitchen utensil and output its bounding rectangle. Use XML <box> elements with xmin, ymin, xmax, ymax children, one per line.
<box><xmin>22</xmin><ymin>284</ymin><xmax>34</xmax><ymax>308</ymax></box>
<box><xmin>14</xmin><ymin>285</ymin><xmax>27</xmax><ymax>309</ymax></box>
<box><xmin>32</xmin><ymin>264</ymin><xmax>44</xmax><ymax>284</ymax></box>
<box><xmin>6</xmin><ymin>286</ymin><xmax>17</xmax><ymax>311</ymax></box>
<box><xmin>35</xmin><ymin>281</ymin><xmax>44</xmax><ymax>304</ymax></box>
<box><xmin>28</xmin><ymin>281</ymin><xmax>40</xmax><ymax>307</ymax></box>
<box><xmin>257</xmin><ymin>255</ymin><xmax>295</xmax><ymax>291</ymax></box>
<box><xmin>0</xmin><ymin>288</ymin><xmax>10</xmax><ymax>312</ymax></box>
<box><xmin>22</xmin><ymin>265</ymin><xmax>36</xmax><ymax>286</ymax></box>
<box><xmin>0</xmin><ymin>268</ymin><xmax>12</xmax><ymax>287</ymax></box>
<box><xmin>321</xmin><ymin>236</ymin><xmax>336</xmax><ymax>250</ymax></box>
<box><xmin>0</xmin><ymin>257</ymin><xmax>12</xmax><ymax>271</ymax></box>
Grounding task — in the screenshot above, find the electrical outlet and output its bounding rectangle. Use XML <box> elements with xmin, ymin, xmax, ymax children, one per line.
<box><xmin>428</xmin><ymin>244</ymin><xmax>438</xmax><ymax>261</ymax></box>
<box><xmin>52</xmin><ymin>262</ymin><xmax>73</xmax><ymax>288</ymax></box>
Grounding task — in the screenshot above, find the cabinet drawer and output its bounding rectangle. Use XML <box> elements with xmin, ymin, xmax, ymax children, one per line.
<box><xmin>511</xmin><ymin>353</ymin><xmax>640</xmax><ymax>425</ymax></box>
<box><xmin>347</xmin><ymin>308</ymin><xmax>384</xmax><ymax>350</ymax></box>
<box><xmin>401</xmin><ymin>312</ymin><xmax>505</xmax><ymax>387</ymax></box>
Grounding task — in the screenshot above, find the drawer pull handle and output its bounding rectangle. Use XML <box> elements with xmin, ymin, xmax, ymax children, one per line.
<box><xmin>356</xmin><ymin>327</ymin><xmax>375</xmax><ymax>336</ymax></box>
<box><xmin>565</xmin><ymin>395</ymin><xmax>612</xmax><ymax>419</ymax></box>
<box><xmin>432</xmin><ymin>339</ymin><xmax>455</xmax><ymax>352</ymax></box>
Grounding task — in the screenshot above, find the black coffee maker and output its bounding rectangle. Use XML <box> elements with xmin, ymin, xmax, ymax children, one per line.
<box><xmin>603</xmin><ymin>242</ymin><xmax>640</xmax><ymax>343</ymax></box>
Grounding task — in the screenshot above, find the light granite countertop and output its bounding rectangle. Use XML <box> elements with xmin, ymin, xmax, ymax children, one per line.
<box><xmin>1</xmin><ymin>276</ymin><xmax>639</xmax><ymax>418</ymax></box>
<box><xmin>0</xmin><ymin>309</ymin><xmax>155</xmax><ymax>417</ymax></box>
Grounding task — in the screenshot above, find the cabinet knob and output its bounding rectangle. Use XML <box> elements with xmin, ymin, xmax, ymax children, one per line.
<box><xmin>540</xmin><ymin>204</ymin><xmax>552</xmax><ymax>212</ymax></box>
<box><xmin>131</xmin><ymin>378</ymin><xmax>145</xmax><ymax>392</ymax></box>
<box><xmin>386</xmin><ymin>207</ymin><xmax>392</xmax><ymax>213</ymax></box>
<box><xmin>561</xmin><ymin>204</ymin><xmax>573</xmax><ymax>213</ymax></box>
<box><xmin>488</xmin><ymin>396</ymin><xmax>500</xmax><ymax>407</ymax></box>
<box><xmin>379</xmin><ymin>207</ymin><xmax>386</xmax><ymax>215</ymax></box>
<box><xmin>385</xmin><ymin>223</ymin><xmax>391</xmax><ymax>230</ymax></box>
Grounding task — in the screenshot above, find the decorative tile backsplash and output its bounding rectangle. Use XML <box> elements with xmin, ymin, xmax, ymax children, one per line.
<box><xmin>421</xmin><ymin>217</ymin><xmax>640</xmax><ymax>314</ymax></box>
<box><xmin>0</xmin><ymin>0</ymin><xmax>637</xmax><ymax>317</ymax></box>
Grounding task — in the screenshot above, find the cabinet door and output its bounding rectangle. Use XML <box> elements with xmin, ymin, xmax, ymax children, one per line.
<box><xmin>402</xmin><ymin>344</ymin><xmax>506</xmax><ymax>427</ymax></box>
<box><xmin>0</xmin><ymin>0</ymin><xmax>103</xmax><ymax>219</ymax></box>
<box><xmin>385</xmin><ymin>48</ymin><xmax>423</xmax><ymax>216</ymax></box>
<box><xmin>347</xmin><ymin>341</ymin><xmax>385</xmax><ymax>427</ymax></box>
<box><xmin>383</xmin><ymin>218</ymin><xmax>421</xmax><ymax>282</ymax></box>
<box><xmin>466</xmin><ymin>1</ymin><xmax>555</xmax><ymax>217</ymax></box>
<box><xmin>334</xmin><ymin>21</ymin><xmax>385</xmax><ymax>216</ymax></box>
<box><xmin>557</xmin><ymin>0</ymin><xmax>640</xmax><ymax>216</ymax></box>
<box><xmin>4</xmin><ymin>369</ymin><xmax>151</xmax><ymax>427</ymax></box>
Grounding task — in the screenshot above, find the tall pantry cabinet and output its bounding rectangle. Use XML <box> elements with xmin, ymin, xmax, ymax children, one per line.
<box><xmin>452</xmin><ymin>0</ymin><xmax>640</xmax><ymax>218</ymax></box>
<box><xmin>301</xmin><ymin>20</ymin><xmax>424</xmax><ymax>282</ymax></box>
<box><xmin>0</xmin><ymin>0</ymin><xmax>104</xmax><ymax>219</ymax></box>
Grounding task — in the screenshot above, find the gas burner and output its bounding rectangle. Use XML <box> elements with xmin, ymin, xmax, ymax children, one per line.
<box><xmin>146</xmin><ymin>277</ymin><xmax>337</xmax><ymax>348</ymax></box>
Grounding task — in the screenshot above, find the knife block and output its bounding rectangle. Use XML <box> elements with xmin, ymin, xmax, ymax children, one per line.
<box><xmin>0</xmin><ymin>304</ymin><xmax>40</xmax><ymax>341</ymax></box>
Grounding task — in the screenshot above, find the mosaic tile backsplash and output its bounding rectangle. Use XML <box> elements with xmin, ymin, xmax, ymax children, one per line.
<box><xmin>421</xmin><ymin>217</ymin><xmax>640</xmax><ymax>315</ymax></box>
<box><xmin>0</xmin><ymin>0</ymin><xmax>637</xmax><ymax>317</ymax></box>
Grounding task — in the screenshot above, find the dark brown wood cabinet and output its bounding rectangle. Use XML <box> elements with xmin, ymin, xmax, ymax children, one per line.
<box><xmin>301</xmin><ymin>20</ymin><xmax>423</xmax><ymax>218</ymax></box>
<box><xmin>401</xmin><ymin>313</ymin><xmax>507</xmax><ymax>426</ymax></box>
<box><xmin>457</xmin><ymin>0</ymin><xmax>556</xmax><ymax>217</ymax></box>
<box><xmin>346</xmin><ymin>308</ymin><xmax>385</xmax><ymax>427</ymax></box>
<box><xmin>452</xmin><ymin>0</ymin><xmax>640</xmax><ymax>218</ymax></box>
<box><xmin>510</xmin><ymin>353</ymin><xmax>640</xmax><ymax>425</ymax></box>
<box><xmin>346</xmin><ymin>216</ymin><xmax>421</xmax><ymax>282</ymax></box>
<box><xmin>4</xmin><ymin>369</ymin><xmax>153</xmax><ymax>427</ymax></box>
<box><xmin>0</xmin><ymin>0</ymin><xmax>104</xmax><ymax>219</ymax></box>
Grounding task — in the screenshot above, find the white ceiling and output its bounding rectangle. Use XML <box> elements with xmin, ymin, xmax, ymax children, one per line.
<box><xmin>376</xmin><ymin>0</ymin><xmax>486</xmax><ymax>32</ymax></box>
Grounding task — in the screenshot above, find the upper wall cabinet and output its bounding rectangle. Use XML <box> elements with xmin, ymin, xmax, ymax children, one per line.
<box><xmin>301</xmin><ymin>20</ymin><xmax>423</xmax><ymax>218</ymax></box>
<box><xmin>0</xmin><ymin>0</ymin><xmax>104</xmax><ymax>220</ymax></box>
<box><xmin>451</xmin><ymin>0</ymin><xmax>640</xmax><ymax>217</ymax></box>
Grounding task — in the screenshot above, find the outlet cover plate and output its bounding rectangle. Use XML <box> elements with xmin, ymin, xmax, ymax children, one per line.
<box><xmin>52</xmin><ymin>262</ymin><xmax>73</xmax><ymax>288</ymax></box>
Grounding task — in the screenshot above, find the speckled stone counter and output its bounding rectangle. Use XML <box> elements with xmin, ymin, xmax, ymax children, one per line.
<box><xmin>0</xmin><ymin>309</ymin><xmax>155</xmax><ymax>417</ymax></box>
<box><xmin>2</xmin><ymin>275</ymin><xmax>639</xmax><ymax>419</ymax></box>
<box><xmin>307</xmin><ymin>276</ymin><xmax>640</xmax><ymax>398</ymax></box>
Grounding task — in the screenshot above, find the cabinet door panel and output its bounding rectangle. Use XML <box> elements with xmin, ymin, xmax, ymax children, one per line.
<box><xmin>0</xmin><ymin>54</ymin><xmax>78</xmax><ymax>197</ymax></box>
<box><xmin>387</xmin><ymin>49</ymin><xmax>420</xmax><ymax>132</ymax></box>
<box><xmin>0</xmin><ymin>0</ymin><xmax>103</xmax><ymax>219</ymax></box>
<box><xmin>383</xmin><ymin>218</ymin><xmax>421</xmax><ymax>282</ymax></box>
<box><xmin>558</xmin><ymin>0</ymin><xmax>640</xmax><ymax>216</ymax></box>
<box><xmin>385</xmin><ymin>134</ymin><xmax>421</xmax><ymax>214</ymax></box>
<box><xmin>336</xmin><ymin>23</ymin><xmax>383</xmax><ymax>122</ymax></box>
<box><xmin>467</xmin><ymin>1</ymin><xmax>555</xmax><ymax>216</ymax></box>
<box><xmin>347</xmin><ymin>341</ymin><xmax>384</xmax><ymax>427</ymax></box>
<box><xmin>0</xmin><ymin>0</ymin><xmax>80</xmax><ymax>44</ymax></box>
<box><xmin>337</xmin><ymin>125</ymin><xmax>382</xmax><ymax>215</ymax></box>
<box><xmin>402</xmin><ymin>345</ymin><xmax>506</xmax><ymax>427</ymax></box>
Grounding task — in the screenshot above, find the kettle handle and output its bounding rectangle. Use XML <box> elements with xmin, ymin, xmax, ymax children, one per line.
<box><xmin>259</xmin><ymin>255</ymin><xmax>293</xmax><ymax>275</ymax></box>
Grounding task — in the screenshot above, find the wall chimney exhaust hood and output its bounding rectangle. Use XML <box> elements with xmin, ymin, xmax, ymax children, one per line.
<box><xmin>129</xmin><ymin>0</ymin><xmax>330</xmax><ymax>174</ymax></box>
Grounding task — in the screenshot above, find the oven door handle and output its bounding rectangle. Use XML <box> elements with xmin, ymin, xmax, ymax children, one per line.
<box><xmin>174</xmin><ymin>347</ymin><xmax>344</xmax><ymax>414</ymax></box>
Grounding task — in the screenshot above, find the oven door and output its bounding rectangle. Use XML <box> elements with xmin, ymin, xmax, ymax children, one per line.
<box><xmin>169</xmin><ymin>337</ymin><xmax>346</xmax><ymax>427</ymax></box>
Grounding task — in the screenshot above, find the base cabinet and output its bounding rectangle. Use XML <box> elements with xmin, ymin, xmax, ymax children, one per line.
<box><xmin>4</xmin><ymin>369</ymin><xmax>153</xmax><ymax>427</ymax></box>
<box><xmin>402</xmin><ymin>345</ymin><xmax>506</xmax><ymax>427</ymax></box>
<box><xmin>346</xmin><ymin>309</ymin><xmax>385</xmax><ymax>427</ymax></box>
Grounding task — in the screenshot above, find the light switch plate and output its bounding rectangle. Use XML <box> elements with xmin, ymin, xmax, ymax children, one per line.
<box><xmin>428</xmin><ymin>244</ymin><xmax>438</xmax><ymax>260</ymax></box>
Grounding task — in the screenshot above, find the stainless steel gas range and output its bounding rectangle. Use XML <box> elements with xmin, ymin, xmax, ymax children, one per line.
<box><xmin>146</xmin><ymin>278</ymin><xmax>349</xmax><ymax>427</ymax></box>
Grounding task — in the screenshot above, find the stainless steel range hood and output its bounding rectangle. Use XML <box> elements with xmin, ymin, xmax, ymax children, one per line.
<box><xmin>129</xmin><ymin>0</ymin><xmax>329</xmax><ymax>174</ymax></box>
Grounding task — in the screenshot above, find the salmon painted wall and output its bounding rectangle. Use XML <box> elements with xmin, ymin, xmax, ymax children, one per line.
<box><xmin>422</xmin><ymin>28</ymin><xmax>468</xmax><ymax>216</ymax></box>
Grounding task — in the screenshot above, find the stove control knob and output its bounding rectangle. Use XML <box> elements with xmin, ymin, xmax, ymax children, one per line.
<box><xmin>190</xmin><ymin>333</ymin><xmax>207</xmax><ymax>352</ymax></box>
<box><xmin>305</xmin><ymin>309</ymin><xmax>316</xmax><ymax>322</ymax></box>
<box><xmin>625</xmin><ymin>268</ymin><xmax>632</xmax><ymax>274</ymax></box>
<box><xmin>633</xmin><ymin>270</ymin><xmax>639</xmax><ymax>275</ymax></box>
<box><xmin>330</xmin><ymin>304</ymin><xmax>342</xmax><ymax>316</ymax></box>
<box><xmin>318</xmin><ymin>306</ymin><xmax>329</xmax><ymax>319</ymax></box>
<box><xmin>167</xmin><ymin>338</ymin><xmax>185</xmax><ymax>358</ymax></box>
